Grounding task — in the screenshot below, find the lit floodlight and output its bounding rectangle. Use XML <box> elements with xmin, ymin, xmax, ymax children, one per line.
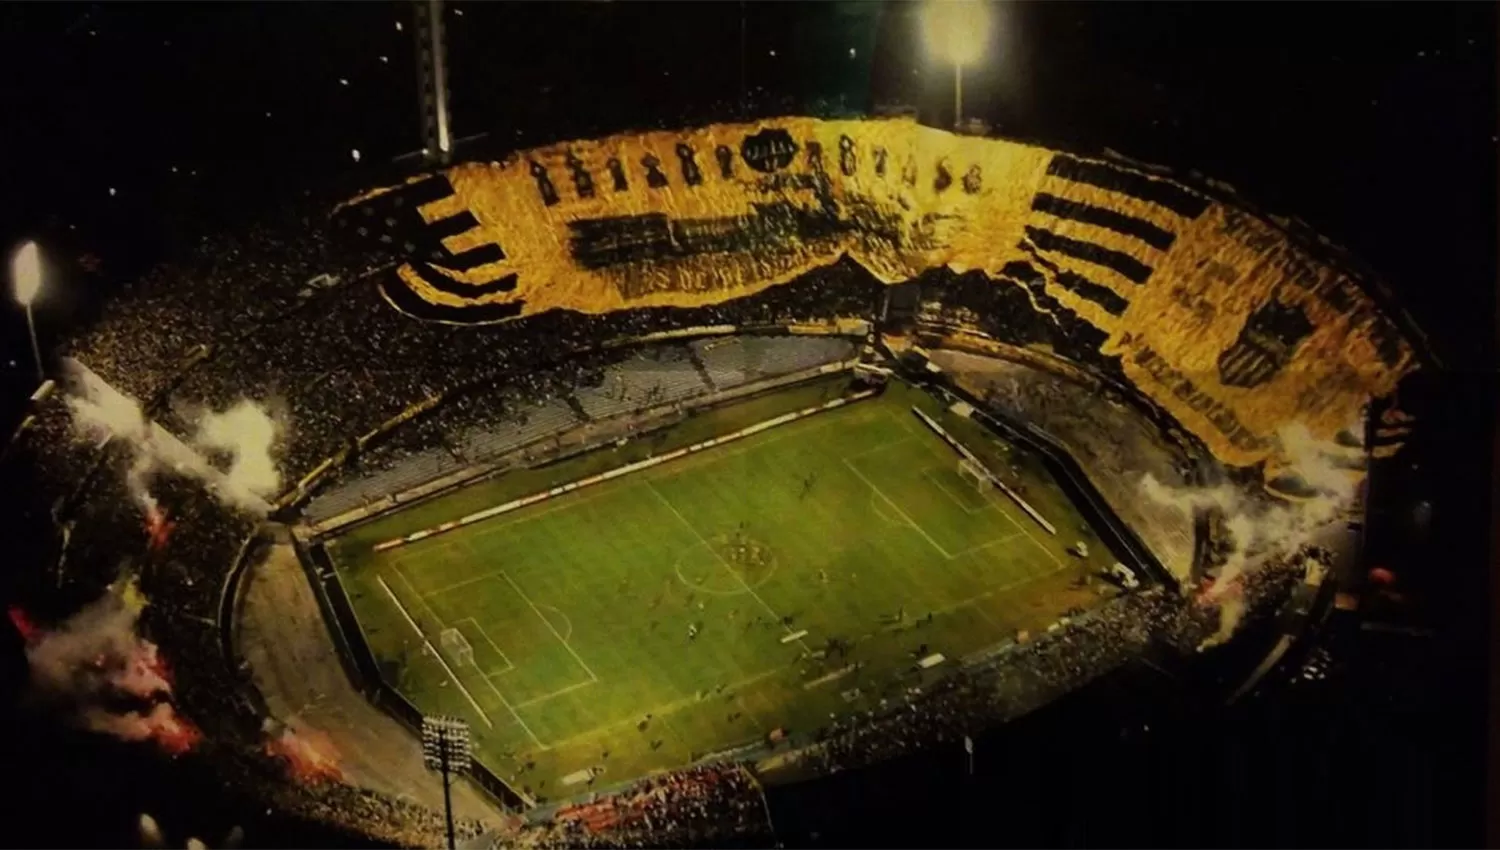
<box><xmin>922</xmin><ymin>0</ymin><xmax>991</xmax><ymax>68</ymax></box>
<box><xmin>12</xmin><ymin>241</ymin><xmax>40</xmax><ymax>307</ymax></box>
<box><xmin>421</xmin><ymin>714</ymin><xmax>473</xmax><ymax>772</ymax></box>
<box><xmin>13</xmin><ymin>240</ymin><xmax>44</xmax><ymax>382</ymax></box>
<box><xmin>421</xmin><ymin>715</ymin><xmax>471</xmax><ymax>850</ymax></box>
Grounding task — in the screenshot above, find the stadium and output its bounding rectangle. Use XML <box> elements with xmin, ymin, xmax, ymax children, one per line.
<box><xmin>0</xmin><ymin>3</ymin><xmax>1485</xmax><ymax>849</ymax></box>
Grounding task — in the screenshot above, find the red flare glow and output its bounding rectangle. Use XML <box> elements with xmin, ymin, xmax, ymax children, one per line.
<box><xmin>115</xmin><ymin>640</ymin><xmax>173</xmax><ymax>699</ymax></box>
<box><xmin>265</xmin><ymin>726</ymin><xmax>344</xmax><ymax>785</ymax></box>
<box><xmin>87</xmin><ymin>703</ymin><xmax>202</xmax><ymax>756</ymax></box>
<box><xmin>1197</xmin><ymin>574</ymin><xmax>1245</xmax><ymax>606</ymax></box>
<box><xmin>145</xmin><ymin>704</ymin><xmax>203</xmax><ymax>756</ymax></box>
<box><xmin>144</xmin><ymin>505</ymin><xmax>175</xmax><ymax>554</ymax></box>
<box><xmin>7</xmin><ymin>606</ymin><xmax>42</xmax><ymax>644</ymax></box>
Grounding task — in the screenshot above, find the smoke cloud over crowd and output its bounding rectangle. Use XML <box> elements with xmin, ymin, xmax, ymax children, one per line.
<box><xmin>1142</xmin><ymin>422</ymin><xmax>1360</xmax><ymax>647</ymax></box>
<box><xmin>62</xmin><ymin>359</ymin><xmax>281</xmax><ymax>517</ymax></box>
<box><xmin>9</xmin><ymin>577</ymin><xmax>201</xmax><ymax>755</ymax></box>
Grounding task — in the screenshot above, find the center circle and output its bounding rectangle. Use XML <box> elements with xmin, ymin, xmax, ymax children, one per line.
<box><xmin>673</xmin><ymin>532</ymin><xmax>779</xmax><ymax>596</ymax></box>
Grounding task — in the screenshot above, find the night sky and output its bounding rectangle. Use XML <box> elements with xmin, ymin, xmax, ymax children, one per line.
<box><xmin>0</xmin><ymin>3</ymin><xmax>1493</xmax><ymax>847</ymax></box>
<box><xmin>0</xmin><ymin>3</ymin><xmax>1493</xmax><ymax>365</ymax></box>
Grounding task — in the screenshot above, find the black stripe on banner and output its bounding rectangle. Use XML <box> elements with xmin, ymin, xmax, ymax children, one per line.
<box><xmin>403</xmin><ymin>174</ymin><xmax>463</xmax><ymax>207</ymax></box>
<box><xmin>1030</xmin><ymin>193</ymin><xmax>1177</xmax><ymax>251</ymax></box>
<box><xmin>1009</xmin><ymin>250</ymin><xmax>1129</xmax><ymax>317</ymax></box>
<box><xmin>425</xmin><ymin>210</ymin><xmax>484</xmax><ymax>242</ymax></box>
<box><xmin>409</xmin><ymin>261</ymin><xmax>519</xmax><ymax>297</ymax></box>
<box><xmin>440</xmin><ymin>243</ymin><xmax>509</xmax><ymax>272</ymax></box>
<box><xmin>1023</xmin><ymin>226</ymin><xmax>1153</xmax><ymax>284</ymax></box>
<box><xmin>379</xmin><ymin>274</ymin><xmax>526</xmax><ymax>323</ymax></box>
<box><xmin>1046</xmin><ymin>155</ymin><xmax>1209</xmax><ymax>219</ymax></box>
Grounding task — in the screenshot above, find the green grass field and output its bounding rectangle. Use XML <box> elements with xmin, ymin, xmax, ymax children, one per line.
<box><xmin>329</xmin><ymin>379</ymin><xmax>1118</xmax><ymax>801</ymax></box>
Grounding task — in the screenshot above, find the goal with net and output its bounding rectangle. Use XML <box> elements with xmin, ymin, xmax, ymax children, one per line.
<box><xmin>441</xmin><ymin>628</ymin><xmax>475</xmax><ymax>668</ymax></box>
<box><xmin>957</xmin><ymin>458</ymin><xmax>992</xmax><ymax>493</ymax></box>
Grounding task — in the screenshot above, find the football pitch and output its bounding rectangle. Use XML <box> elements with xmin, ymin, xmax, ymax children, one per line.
<box><xmin>328</xmin><ymin>379</ymin><xmax>1115</xmax><ymax>799</ymax></box>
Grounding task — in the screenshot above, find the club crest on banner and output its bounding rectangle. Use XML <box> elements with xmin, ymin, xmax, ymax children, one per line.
<box><xmin>334</xmin><ymin>116</ymin><xmax>1426</xmax><ymax>476</ymax></box>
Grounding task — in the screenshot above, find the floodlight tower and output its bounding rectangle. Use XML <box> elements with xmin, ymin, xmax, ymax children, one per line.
<box><xmin>422</xmin><ymin>715</ymin><xmax>472</xmax><ymax>850</ymax></box>
<box><xmin>921</xmin><ymin>1</ymin><xmax>992</xmax><ymax>129</ymax></box>
<box><xmin>412</xmin><ymin>0</ymin><xmax>454</xmax><ymax>166</ymax></box>
<box><xmin>11</xmin><ymin>241</ymin><xmax>43</xmax><ymax>383</ymax></box>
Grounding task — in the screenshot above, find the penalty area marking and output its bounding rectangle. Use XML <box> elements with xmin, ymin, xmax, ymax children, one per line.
<box><xmin>376</xmin><ymin>575</ymin><xmax>494</xmax><ymax>729</ymax></box>
<box><xmin>843</xmin><ymin>458</ymin><xmax>956</xmax><ymax>559</ymax></box>
<box><xmin>495</xmin><ymin>569</ymin><xmax>600</xmax><ymax>685</ymax></box>
<box><xmin>383</xmin><ymin>571</ymin><xmax>546</xmax><ymax>749</ymax></box>
<box><xmin>846</xmin><ymin>453</ymin><xmax>1043</xmax><ymax>565</ymax></box>
<box><xmin>923</xmin><ymin>466</ymin><xmax>994</xmax><ymax>515</ymax></box>
<box><xmin>535</xmin><ymin>602</ymin><xmax>575</xmax><ymax>643</ymax></box>
<box><xmin>461</xmin><ymin>617</ymin><xmax>515</xmax><ymax>675</ymax></box>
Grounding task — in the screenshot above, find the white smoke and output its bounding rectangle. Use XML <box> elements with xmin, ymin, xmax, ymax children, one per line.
<box><xmin>1196</xmin><ymin>591</ymin><xmax>1246</xmax><ymax>652</ymax></box>
<box><xmin>193</xmin><ymin>401</ymin><xmax>281</xmax><ymax>503</ymax></box>
<box><xmin>1143</xmin><ymin>422</ymin><xmax>1361</xmax><ymax>647</ymax></box>
<box><xmin>62</xmin><ymin>359</ymin><xmax>279</xmax><ymax>516</ymax></box>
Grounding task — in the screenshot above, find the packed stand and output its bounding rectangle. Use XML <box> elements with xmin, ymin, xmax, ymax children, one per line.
<box><xmin>305</xmin><ymin>335</ymin><xmax>856</xmax><ymax>525</ymax></box>
<box><xmin>502</xmin><ymin>764</ymin><xmax>770</xmax><ymax>850</ymax></box>
<box><xmin>64</xmin><ymin>210</ymin><xmax>883</xmax><ymax>497</ymax></box>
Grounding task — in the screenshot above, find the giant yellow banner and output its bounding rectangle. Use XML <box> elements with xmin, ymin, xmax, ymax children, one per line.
<box><xmin>337</xmin><ymin>117</ymin><xmax>1421</xmax><ymax>472</ymax></box>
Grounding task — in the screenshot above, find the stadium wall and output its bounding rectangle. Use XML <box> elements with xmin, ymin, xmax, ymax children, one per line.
<box><xmin>217</xmin><ymin>530</ymin><xmax>271</xmax><ymax>675</ymax></box>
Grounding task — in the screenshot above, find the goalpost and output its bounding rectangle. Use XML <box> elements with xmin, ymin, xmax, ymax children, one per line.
<box><xmin>957</xmin><ymin>458</ymin><xmax>992</xmax><ymax>493</ymax></box>
<box><xmin>441</xmin><ymin>628</ymin><xmax>475</xmax><ymax>669</ymax></box>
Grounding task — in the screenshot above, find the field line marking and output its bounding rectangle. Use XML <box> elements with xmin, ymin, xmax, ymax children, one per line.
<box><xmin>461</xmin><ymin>617</ymin><xmax>514</xmax><ymax>674</ymax></box>
<box><xmin>374</xmin><ymin>395</ymin><xmax>865</xmax><ymax>555</ymax></box>
<box><xmin>878</xmin><ymin>562</ymin><xmax>1065</xmax><ymax>633</ymax></box>
<box><xmin>945</xmin><ymin>529</ymin><xmax>1026</xmax><ymax>561</ymax></box>
<box><xmin>425</xmin><ymin>571</ymin><xmax>496</xmax><ymax>598</ymax></box>
<box><xmin>540</xmin><ymin>666</ymin><xmax>784</xmax><ymax>756</ymax></box>
<box><xmin>470</xmin><ymin>666</ymin><xmax>548</xmax><ymax>751</ymax></box>
<box><xmin>839</xmin><ymin>436</ymin><xmax>916</xmax><ymax>464</ymax></box>
<box><xmin>513</xmin><ymin>679</ymin><xmax>598</xmax><ymax>709</ymax></box>
<box><xmin>991</xmin><ymin>492</ymin><xmax>1065</xmax><ymax>569</ymax></box>
<box><xmin>923</xmin><ymin>467</ymin><xmax>991</xmax><ymax>515</ymax></box>
<box><xmin>394</xmin><ymin>564</ymin><xmax>448</xmax><ymax>634</ymax></box>
<box><xmin>375</xmin><ymin>575</ymin><xmax>494</xmax><ymax>729</ymax></box>
<box><xmin>644</xmin><ymin>480</ymin><xmax>810</xmax><ymax>652</ymax></box>
<box><xmin>842</xmin><ymin>458</ymin><xmax>956</xmax><ymax>559</ymax></box>
<box><xmin>497</xmin><ymin>570</ymin><xmax>600</xmax><ymax>684</ymax></box>
<box><xmin>442</xmin><ymin>414</ymin><xmax>847</xmax><ymax>555</ymax></box>
<box><xmin>391</xmin><ymin>569</ymin><xmax>545</xmax><ymax>748</ymax></box>
<box><xmin>536</xmin><ymin>603</ymin><xmax>574</xmax><ymax>642</ymax></box>
<box><xmin>896</xmin><ymin>406</ymin><xmax>1067</xmax><ymax>570</ymax></box>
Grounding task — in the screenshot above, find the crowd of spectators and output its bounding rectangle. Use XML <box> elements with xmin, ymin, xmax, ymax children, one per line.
<box><xmin>799</xmin><ymin>590</ymin><xmax>1162</xmax><ymax>778</ymax></box>
<box><xmin>60</xmin><ymin>212</ymin><xmax>883</xmax><ymax>494</ymax></box>
<box><xmin>259</xmin><ymin>777</ymin><xmax>489</xmax><ymax>849</ymax></box>
<box><xmin>6</xmin><ymin>194</ymin><xmax>1330</xmax><ymax>848</ymax></box>
<box><xmin>506</xmin><ymin>764</ymin><xmax>769</xmax><ymax>850</ymax></box>
<box><xmin>10</xmin><ymin>205</ymin><xmax>883</xmax><ymax>846</ymax></box>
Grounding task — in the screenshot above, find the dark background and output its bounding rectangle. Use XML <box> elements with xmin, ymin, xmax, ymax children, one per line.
<box><xmin>0</xmin><ymin>2</ymin><xmax>1492</xmax><ymax>847</ymax></box>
